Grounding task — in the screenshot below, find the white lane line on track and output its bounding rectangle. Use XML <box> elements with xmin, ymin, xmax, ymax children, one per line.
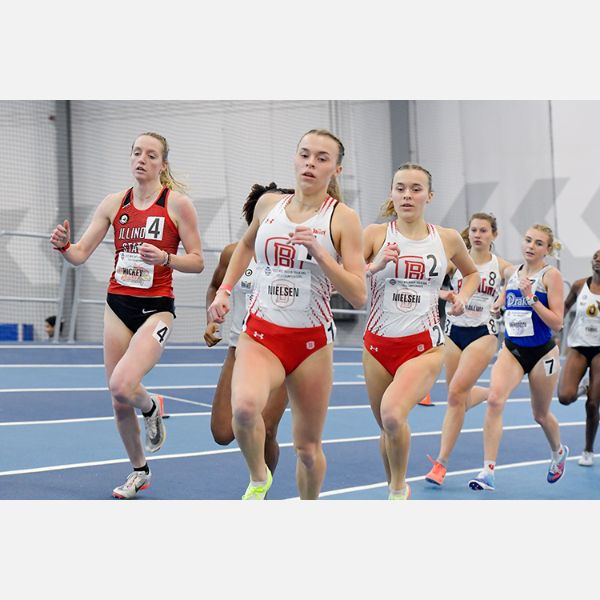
<box><xmin>0</xmin><ymin>385</ymin><xmax>220</xmax><ymax>393</ymax></box>
<box><xmin>0</xmin><ymin>412</ymin><xmax>212</xmax><ymax>426</ymax></box>
<box><xmin>0</xmin><ymin>344</ymin><xmax>364</xmax><ymax>351</ymax></box>
<box><xmin>0</xmin><ymin>398</ymin><xmax>577</xmax><ymax>425</ymax></box>
<box><xmin>0</xmin><ymin>448</ymin><xmax>242</xmax><ymax>477</ymax></box>
<box><xmin>0</xmin><ymin>381</ymin><xmax>370</xmax><ymax>392</ymax></box>
<box><xmin>0</xmin><ymin>361</ymin><xmax>367</xmax><ymax>368</ymax></box>
<box><xmin>0</xmin><ymin>422</ymin><xmax>586</xmax><ymax>476</ymax></box>
<box><xmin>309</xmin><ymin>455</ymin><xmax>587</xmax><ymax>499</ymax></box>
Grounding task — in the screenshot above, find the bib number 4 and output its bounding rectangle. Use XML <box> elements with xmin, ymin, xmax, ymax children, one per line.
<box><xmin>152</xmin><ymin>320</ymin><xmax>171</xmax><ymax>347</ymax></box>
<box><xmin>146</xmin><ymin>216</ymin><xmax>165</xmax><ymax>241</ymax></box>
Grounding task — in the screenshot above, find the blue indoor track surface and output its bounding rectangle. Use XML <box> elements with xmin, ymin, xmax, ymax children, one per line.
<box><xmin>1</xmin><ymin>342</ymin><xmax>598</xmax><ymax>500</ymax></box>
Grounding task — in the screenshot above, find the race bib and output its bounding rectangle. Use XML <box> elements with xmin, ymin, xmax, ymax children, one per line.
<box><xmin>504</xmin><ymin>309</ymin><xmax>534</xmax><ymax>337</ymax></box>
<box><xmin>383</xmin><ymin>278</ymin><xmax>430</xmax><ymax>315</ymax></box>
<box><xmin>464</xmin><ymin>294</ymin><xmax>488</xmax><ymax>317</ymax></box>
<box><xmin>115</xmin><ymin>252</ymin><xmax>154</xmax><ymax>289</ymax></box>
<box><xmin>258</xmin><ymin>266</ymin><xmax>311</xmax><ymax>311</ymax></box>
<box><xmin>145</xmin><ymin>216</ymin><xmax>165</xmax><ymax>241</ymax></box>
<box><xmin>582</xmin><ymin>317</ymin><xmax>600</xmax><ymax>345</ymax></box>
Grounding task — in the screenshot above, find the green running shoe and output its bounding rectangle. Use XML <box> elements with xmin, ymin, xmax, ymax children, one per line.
<box><xmin>242</xmin><ymin>468</ymin><xmax>273</xmax><ymax>500</ymax></box>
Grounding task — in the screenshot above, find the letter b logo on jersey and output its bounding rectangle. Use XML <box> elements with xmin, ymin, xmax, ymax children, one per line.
<box><xmin>404</xmin><ymin>259</ymin><xmax>425</xmax><ymax>280</ymax></box>
<box><xmin>266</xmin><ymin>238</ymin><xmax>296</xmax><ymax>268</ymax></box>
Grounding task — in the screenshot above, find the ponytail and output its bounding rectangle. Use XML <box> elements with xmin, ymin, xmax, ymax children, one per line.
<box><xmin>327</xmin><ymin>177</ymin><xmax>343</xmax><ymax>203</ymax></box>
<box><xmin>159</xmin><ymin>163</ymin><xmax>192</xmax><ymax>195</ymax></box>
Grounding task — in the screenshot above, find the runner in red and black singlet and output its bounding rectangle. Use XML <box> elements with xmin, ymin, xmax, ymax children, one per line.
<box><xmin>51</xmin><ymin>132</ymin><xmax>204</xmax><ymax>499</ymax></box>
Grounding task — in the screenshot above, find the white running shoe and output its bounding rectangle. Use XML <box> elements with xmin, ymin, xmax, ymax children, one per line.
<box><xmin>579</xmin><ymin>451</ymin><xmax>594</xmax><ymax>466</ymax></box>
<box><xmin>144</xmin><ymin>395</ymin><xmax>166</xmax><ymax>453</ymax></box>
<box><xmin>577</xmin><ymin>376</ymin><xmax>589</xmax><ymax>398</ymax></box>
<box><xmin>113</xmin><ymin>470</ymin><xmax>151</xmax><ymax>499</ymax></box>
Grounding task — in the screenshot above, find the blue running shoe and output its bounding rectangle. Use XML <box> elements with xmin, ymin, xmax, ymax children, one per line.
<box><xmin>468</xmin><ymin>470</ymin><xmax>495</xmax><ymax>491</ymax></box>
<box><xmin>548</xmin><ymin>445</ymin><xmax>569</xmax><ymax>483</ymax></box>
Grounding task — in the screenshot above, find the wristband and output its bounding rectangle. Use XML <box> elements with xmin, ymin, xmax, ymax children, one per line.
<box><xmin>162</xmin><ymin>251</ymin><xmax>171</xmax><ymax>267</ymax></box>
<box><xmin>365</xmin><ymin>263</ymin><xmax>373</xmax><ymax>277</ymax></box>
<box><xmin>54</xmin><ymin>241</ymin><xmax>71</xmax><ymax>253</ymax></box>
<box><xmin>218</xmin><ymin>284</ymin><xmax>232</xmax><ymax>296</ymax></box>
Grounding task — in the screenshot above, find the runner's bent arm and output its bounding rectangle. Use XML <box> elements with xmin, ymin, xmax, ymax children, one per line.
<box><xmin>50</xmin><ymin>193</ymin><xmax>120</xmax><ymax>266</ymax></box>
<box><xmin>140</xmin><ymin>193</ymin><xmax>204</xmax><ymax>273</ymax></box>
<box><xmin>290</xmin><ymin>204</ymin><xmax>367</xmax><ymax>309</ymax></box>
<box><xmin>441</xmin><ymin>227</ymin><xmax>480</xmax><ymax>316</ymax></box>
<box><xmin>204</xmin><ymin>243</ymin><xmax>236</xmax><ymax>346</ymax></box>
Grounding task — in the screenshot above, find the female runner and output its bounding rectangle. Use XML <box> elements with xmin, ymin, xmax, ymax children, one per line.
<box><xmin>425</xmin><ymin>213</ymin><xmax>512</xmax><ymax>486</ymax></box>
<box><xmin>469</xmin><ymin>224</ymin><xmax>567</xmax><ymax>491</ymax></box>
<box><xmin>204</xmin><ymin>182</ymin><xmax>292</xmax><ymax>475</ymax></box>
<box><xmin>208</xmin><ymin>129</ymin><xmax>367</xmax><ymax>500</ymax></box>
<box><xmin>558</xmin><ymin>249</ymin><xmax>600</xmax><ymax>466</ymax></box>
<box><xmin>51</xmin><ymin>132</ymin><xmax>204</xmax><ymax>499</ymax></box>
<box><xmin>363</xmin><ymin>163</ymin><xmax>479</xmax><ymax>500</ymax></box>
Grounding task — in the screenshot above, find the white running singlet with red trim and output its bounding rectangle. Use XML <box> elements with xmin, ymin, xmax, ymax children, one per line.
<box><xmin>367</xmin><ymin>221</ymin><xmax>447</xmax><ymax>341</ymax></box>
<box><xmin>446</xmin><ymin>254</ymin><xmax>501</xmax><ymax>329</ymax></box>
<box><xmin>248</xmin><ymin>195</ymin><xmax>340</xmax><ymax>328</ymax></box>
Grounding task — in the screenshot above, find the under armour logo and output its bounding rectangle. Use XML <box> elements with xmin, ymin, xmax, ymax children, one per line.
<box><xmin>370</xmin><ymin>345</ymin><xmax>378</xmax><ymax>352</ymax></box>
<box><xmin>253</xmin><ymin>331</ymin><xmax>264</xmax><ymax>339</ymax></box>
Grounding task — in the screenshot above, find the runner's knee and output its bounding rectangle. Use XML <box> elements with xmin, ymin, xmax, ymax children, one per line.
<box><xmin>558</xmin><ymin>391</ymin><xmax>578</xmax><ymax>406</ymax></box>
<box><xmin>381</xmin><ymin>411</ymin><xmax>408</xmax><ymax>436</ymax></box>
<box><xmin>231</xmin><ymin>395</ymin><xmax>262</xmax><ymax>429</ymax></box>
<box><xmin>211</xmin><ymin>423</ymin><xmax>235</xmax><ymax>446</ymax></box>
<box><xmin>294</xmin><ymin>442</ymin><xmax>321</xmax><ymax>471</ymax></box>
<box><xmin>447</xmin><ymin>387</ymin><xmax>468</xmax><ymax>409</ymax></box>
<box><xmin>485</xmin><ymin>392</ymin><xmax>505</xmax><ymax>415</ymax></box>
<box><xmin>109</xmin><ymin>373</ymin><xmax>137</xmax><ymax>405</ymax></box>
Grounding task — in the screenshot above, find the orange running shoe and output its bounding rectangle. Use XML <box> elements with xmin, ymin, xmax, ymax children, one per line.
<box><xmin>425</xmin><ymin>454</ymin><xmax>446</xmax><ymax>486</ymax></box>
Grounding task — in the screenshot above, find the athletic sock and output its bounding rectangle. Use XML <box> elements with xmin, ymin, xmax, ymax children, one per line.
<box><xmin>484</xmin><ymin>460</ymin><xmax>496</xmax><ymax>475</ymax></box>
<box><xmin>389</xmin><ymin>485</ymin><xmax>407</xmax><ymax>497</ymax></box>
<box><xmin>142</xmin><ymin>399</ymin><xmax>156</xmax><ymax>418</ymax></box>
<box><xmin>551</xmin><ymin>445</ymin><xmax>564</xmax><ymax>463</ymax></box>
<box><xmin>134</xmin><ymin>464</ymin><xmax>150</xmax><ymax>475</ymax></box>
<box><xmin>251</xmin><ymin>477</ymin><xmax>269</xmax><ymax>488</ymax></box>
<box><xmin>437</xmin><ymin>457</ymin><xmax>448</xmax><ymax>469</ymax></box>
